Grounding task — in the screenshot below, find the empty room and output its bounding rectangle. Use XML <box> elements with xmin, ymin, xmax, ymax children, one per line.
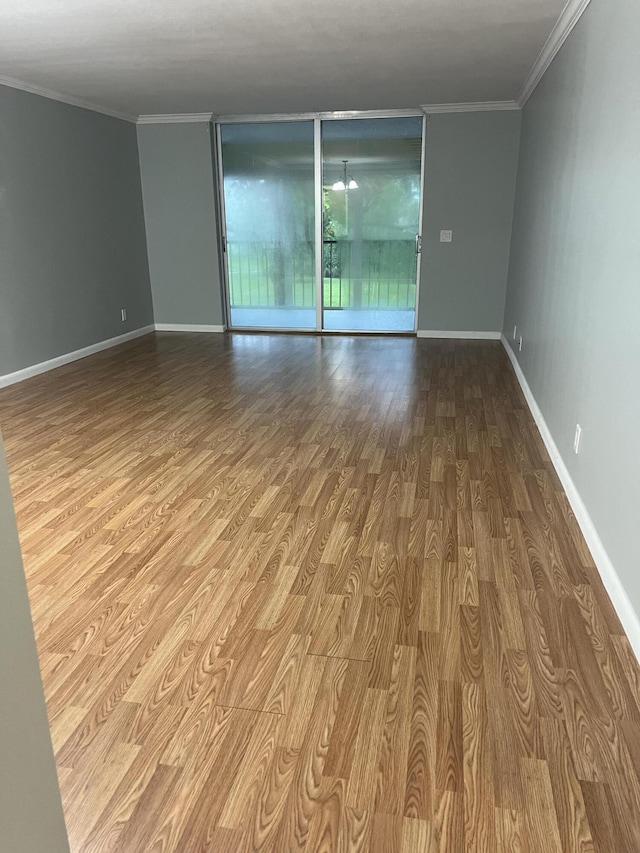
<box><xmin>1</xmin><ymin>0</ymin><xmax>639</xmax><ymax>850</ymax></box>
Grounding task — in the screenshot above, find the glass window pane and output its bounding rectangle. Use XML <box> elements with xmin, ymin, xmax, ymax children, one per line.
<box><xmin>221</xmin><ymin>121</ymin><xmax>316</xmax><ymax>329</ymax></box>
<box><xmin>322</xmin><ymin>116</ymin><xmax>422</xmax><ymax>332</ymax></box>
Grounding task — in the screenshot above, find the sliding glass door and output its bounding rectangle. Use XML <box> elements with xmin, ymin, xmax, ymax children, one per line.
<box><xmin>218</xmin><ymin>114</ymin><xmax>423</xmax><ymax>332</ymax></box>
<box><xmin>219</xmin><ymin>121</ymin><xmax>316</xmax><ymax>329</ymax></box>
<box><xmin>321</xmin><ymin>117</ymin><xmax>422</xmax><ymax>331</ymax></box>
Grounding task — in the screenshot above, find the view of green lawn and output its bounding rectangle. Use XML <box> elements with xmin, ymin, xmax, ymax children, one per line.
<box><xmin>227</xmin><ymin>240</ymin><xmax>416</xmax><ymax>310</ymax></box>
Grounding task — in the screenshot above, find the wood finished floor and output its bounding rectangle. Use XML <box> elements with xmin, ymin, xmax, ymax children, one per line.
<box><xmin>1</xmin><ymin>332</ymin><xmax>640</xmax><ymax>852</ymax></box>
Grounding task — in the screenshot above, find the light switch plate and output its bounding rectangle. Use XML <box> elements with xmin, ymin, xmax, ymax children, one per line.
<box><xmin>440</xmin><ymin>230</ymin><xmax>453</xmax><ymax>243</ymax></box>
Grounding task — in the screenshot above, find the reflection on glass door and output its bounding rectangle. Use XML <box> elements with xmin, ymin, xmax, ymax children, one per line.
<box><xmin>321</xmin><ymin>117</ymin><xmax>422</xmax><ymax>331</ymax></box>
<box><xmin>220</xmin><ymin>122</ymin><xmax>316</xmax><ymax>329</ymax></box>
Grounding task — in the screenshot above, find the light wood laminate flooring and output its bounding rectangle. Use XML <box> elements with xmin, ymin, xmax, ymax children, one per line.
<box><xmin>1</xmin><ymin>332</ymin><xmax>639</xmax><ymax>852</ymax></box>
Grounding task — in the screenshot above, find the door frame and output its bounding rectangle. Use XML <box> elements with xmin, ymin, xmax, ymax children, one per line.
<box><xmin>214</xmin><ymin>109</ymin><xmax>427</xmax><ymax>334</ymax></box>
<box><xmin>414</xmin><ymin>113</ymin><xmax>428</xmax><ymax>334</ymax></box>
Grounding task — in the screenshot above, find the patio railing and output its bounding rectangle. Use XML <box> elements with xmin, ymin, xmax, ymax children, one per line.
<box><xmin>227</xmin><ymin>239</ymin><xmax>416</xmax><ymax>310</ymax></box>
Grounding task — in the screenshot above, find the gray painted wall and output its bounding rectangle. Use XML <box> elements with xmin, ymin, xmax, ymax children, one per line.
<box><xmin>137</xmin><ymin>115</ymin><xmax>520</xmax><ymax>334</ymax></box>
<box><xmin>504</xmin><ymin>0</ymin><xmax>640</xmax><ymax>610</ymax></box>
<box><xmin>137</xmin><ymin>122</ymin><xmax>225</xmax><ymax>326</ymax></box>
<box><xmin>418</xmin><ymin>111</ymin><xmax>521</xmax><ymax>333</ymax></box>
<box><xmin>0</xmin><ymin>86</ymin><xmax>153</xmax><ymax>377</ymax></box>
<box><xmin>0</xmin><ymin>433</ymin><xmax>69</xmax><ymax>851</ymax></box>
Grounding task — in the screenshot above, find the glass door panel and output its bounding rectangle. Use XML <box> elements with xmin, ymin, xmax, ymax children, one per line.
<box><xmin>220</xmin><ymin>121</ymin><xmax>316</xmax><ymax>329</ymax></box>
<box><xmin>321</xmin><ymin>117</ymin><xmax>422</xmax><ymax>331</ymax></box>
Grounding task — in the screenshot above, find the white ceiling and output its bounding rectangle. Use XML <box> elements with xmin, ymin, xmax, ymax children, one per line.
<box><xmin>0</xmin><ymin>0</ymin><xmax>569</xmax><ymax>119</ymax></box>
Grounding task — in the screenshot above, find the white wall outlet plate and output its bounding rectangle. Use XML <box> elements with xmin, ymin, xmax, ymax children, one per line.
<box><xmin>121</xmin><ymin>308</ymin><xmax>127</xmax><ymax>321</ymax></box>
<box><xmin>439</xmin><ymin>229</ymin><xmax>453</xmax><ymax>243</ymax></box>
<box><xmin>574</xmin><ymin>424</ymin><xmax>582</xmax><ymax>454</ymax></box>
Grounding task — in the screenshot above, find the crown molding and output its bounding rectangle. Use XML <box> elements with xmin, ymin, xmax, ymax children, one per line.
<box><xmin>420</xmin><ymin>101</ymin><xmax>520</xmax><ymax>114</ymax></box>
<box><xmin>517</xmin><ymin>0</ymin><xmax>592</xmax><ymax>106</ymax></box>
<box><xmin>0</xmin><ymin>73</ymin><xmax>136</xmax><ymax>122</ymax></box>
<box><xmin>137</xmin><ymin>113</ymin><xmax>214</xmax><ymax>124</ymax></box>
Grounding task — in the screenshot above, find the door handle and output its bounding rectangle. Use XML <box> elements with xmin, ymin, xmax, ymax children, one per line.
<box><xmin>415</xmin><ymin>234</ymin><xmax>422</xmax><ymax>255</ymax></box>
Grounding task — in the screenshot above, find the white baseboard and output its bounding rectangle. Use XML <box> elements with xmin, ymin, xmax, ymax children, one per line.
<box><xmin>417</xmin><ymin>330</ymin><xmax>501</xmax><ymax>340</ymax></box>
<box><xmin>154</xmin><ymin>323</ymin><xmax>227</xmax><ymax>333</ymax></box>
<box><xmin>501</xmin><ymin>334</ymin><xmax>640</xmax><ymax>659</ymax></box>
<box><xmin>0</xmin><ymin>325</ymin><xmax>155</xmax><ymax>389</ymax></box>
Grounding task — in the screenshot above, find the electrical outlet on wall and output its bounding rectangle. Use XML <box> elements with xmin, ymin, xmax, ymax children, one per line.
<box><xmin>121</xmin><ymin>308</ymin><xmax>127</xmax><ymax>322</ymax></box>
<box><xmin>518</xmin><ymin>336</ymin><xmax>523</xmax><ymax>352</ymax></box>
<box><xmin>439</xmin><ymin>229</ymin><xmax>453</xmax><ymax>243</ymax></box>
<box><xmin>573</xmin><ymin>424</ymin><xmax>582</xmax><ymax>454</ymax></box>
